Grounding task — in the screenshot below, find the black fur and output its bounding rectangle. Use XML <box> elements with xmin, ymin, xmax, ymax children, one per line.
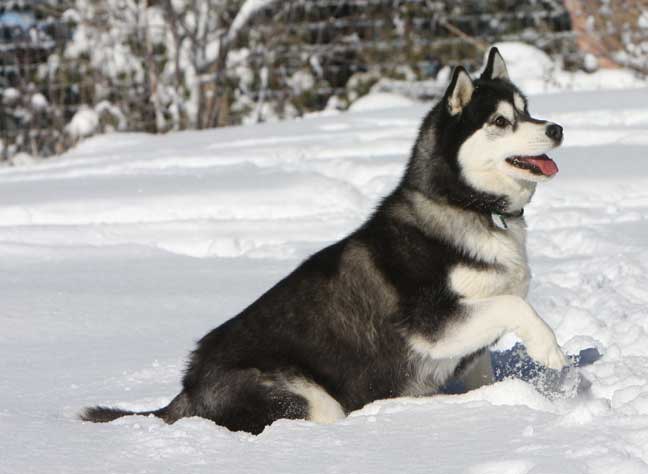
<box><xmin>82</xmin><ymin>51</ymin><xmax>537</xmax><ymax>434</ymax></box>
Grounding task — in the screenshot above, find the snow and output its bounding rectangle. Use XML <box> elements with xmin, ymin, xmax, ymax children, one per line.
<box><xmin>491</xmin><ymin>42</ymin><xmax>555</xmax><ymax>81</ymax></box>
<box><xmin>361</xmin><ymin>42</ymin><xmax>647</xmax><ymax>110</ymax></box>
<box><xmin>640</xmin><ymin>11</ymin><xmax>648</xmax><ymax>30</ymax></box>
<box><xmin>348</xmin><ymin>92</ymin><xmax>417</xmax><ymax>112</ymax></box>
<box><xmin>31</xmin><ymin>93</ymin><xmax>49</xmax><ymax>110</ymax></box>
<box><xmin>2</xmin><ymin>87</ymin><xmax>20</xmax><ymax>104</ymax></box>
<box><xmin>493</xmin><ymin>42</ymin><xmax>646</xmax><ymax>94</ymax></box>
<box><xmin>9</xmin><ymin>152</ymin><xmax>37</xmax><ymax>167</ymax></box>
<box><xmin>1</xmin><ymin>86</ymin><xmax>648</xmax><ymax>473</ymax></box>
<box><xmin>228</xmin><ymin>0</ymin><xmax>277</xmax><ymax>40</ymax></box>
<box><xmin>66</xmin><ymin>106</ymin><xmax>100</xmax><ymax>138</ymax></box>
<box><xmin>286</xmin><ymin>69</ymin><xmax>316</xmax><ymax>95</ymax></box>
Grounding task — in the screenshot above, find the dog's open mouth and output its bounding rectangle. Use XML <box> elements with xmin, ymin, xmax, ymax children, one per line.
<box><xmin>505</xmin><ymin>154</ymin><xmax>558</xmax><ymax>177</ymax></box>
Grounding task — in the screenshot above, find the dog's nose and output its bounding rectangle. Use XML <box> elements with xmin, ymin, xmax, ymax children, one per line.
<box><xmin>546</xmin><ymin>123</ymin><xmax>563</xmax><ymax>143</ymax></box>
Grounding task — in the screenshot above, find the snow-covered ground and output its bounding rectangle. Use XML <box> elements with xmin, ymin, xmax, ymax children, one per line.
<box><xmin>1</xmin><ymin>85</ymin><xmax>648</xmax><ymax>473</ymax></box>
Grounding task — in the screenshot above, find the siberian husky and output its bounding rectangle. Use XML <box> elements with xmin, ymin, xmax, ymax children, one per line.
<box><xmin>82</xmin><ymin>47</ymin><xmax>567</xmax><ymax>434</ymax></box>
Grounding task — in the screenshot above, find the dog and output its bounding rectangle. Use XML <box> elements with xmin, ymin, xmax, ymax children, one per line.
<box><xmin>82</xmin><ymin>47</ymin><xmax>567</xmax><ymax>434</ymax></box>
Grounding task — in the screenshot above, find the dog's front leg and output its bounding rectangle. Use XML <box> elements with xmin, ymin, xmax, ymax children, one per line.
<box><xmin>419</xmin><ymin>295</ymin><xmax>567</xmax><ymax>370</ymax></box>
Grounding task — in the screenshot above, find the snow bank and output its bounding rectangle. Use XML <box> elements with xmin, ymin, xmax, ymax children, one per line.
<box><xmin>1</xmin><ymin>87</ymin><xmax>648</xmax><ymax>473</ymax></box>
<box><xmin>66</xmin><ymin>106</ymin><xmax>100</xmax><ymax>138</ymax></box>
<box><xmin>368</xmin><ymin>42</ymin><xmax>647</xmax><ymax>106</ymax></box>
<box><xmin>493</xmin><ymin>41</ymin><xmax>646</xmax><ymax>94</ymax></box>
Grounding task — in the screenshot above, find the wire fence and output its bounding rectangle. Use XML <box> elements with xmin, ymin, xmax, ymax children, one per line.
<box><xmin>0</xmin><ymin>0</ymin><xmax>645</xmax><ymax>161</ymax></box>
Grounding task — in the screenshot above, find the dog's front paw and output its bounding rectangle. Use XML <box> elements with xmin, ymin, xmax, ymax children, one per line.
<box><xmin>528</xmin><ymin>342</ymin><xmax>568</xmax><ymax>370</ymax></box>
<box><xmin>525</xmin><ymin>331</ymin><xmax>568</xmax><ymax>371</ymax></box>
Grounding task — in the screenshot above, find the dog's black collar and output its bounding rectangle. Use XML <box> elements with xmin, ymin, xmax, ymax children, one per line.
<box><xmin>491</xmin><ymin>208</ymin><xmax>524</xmax><ymax>230</ymax></box>
<box><xmin>499</xmin><ymin>208</ymin><xmax>524</xmax><ymax>219</ymax></box>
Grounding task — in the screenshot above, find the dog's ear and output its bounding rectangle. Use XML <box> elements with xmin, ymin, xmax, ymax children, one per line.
<box><xmin>445</xmin><ymin>66</ymin><xmax>474</xmax><ymax>115</ymax></box>
<box><xmin>481</xmin><ymin>47</ymin><xmax>509</xmax><ymax>81</ymax></box>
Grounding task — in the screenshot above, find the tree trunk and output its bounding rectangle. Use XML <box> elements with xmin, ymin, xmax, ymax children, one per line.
<box><xmin>563</xmin><ymin>0</ymin><xmax>619</xmax><ymax>69</ymax></box>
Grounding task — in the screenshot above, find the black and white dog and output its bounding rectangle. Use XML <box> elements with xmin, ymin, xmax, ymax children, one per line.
<box><xmin>82</xmin><ymin>47</ymin><xmax>567</xmax><ymax>434</ymax></box>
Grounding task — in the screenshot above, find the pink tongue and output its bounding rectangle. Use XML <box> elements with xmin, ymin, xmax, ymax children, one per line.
<box><xmin>520</xmin><ymin>154</ymin><xmax>559</xmax><ymax>177</ymax></box>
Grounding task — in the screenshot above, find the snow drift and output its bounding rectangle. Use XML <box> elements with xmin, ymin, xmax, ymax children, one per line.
<box><xmin>1</xmin><ymin>86</ymin><xmax>648</xmax><ymax>473</ymax></box>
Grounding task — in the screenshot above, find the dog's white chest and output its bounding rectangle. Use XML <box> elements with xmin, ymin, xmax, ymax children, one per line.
<box><xmin>449</xmin><ymin>220</ymin><xmax>530</xmax><ymax>299</ymax></box>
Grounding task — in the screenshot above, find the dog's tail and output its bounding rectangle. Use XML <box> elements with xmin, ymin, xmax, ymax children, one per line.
<box><xmin>80</xmin><ymin>392</ymin><xmax>191</xmax><ymax>424</ymax></box>
<box><xmin>79</xmin><ymin>406</ymin><xmax>158</xmax><ymax>423</ymax></box>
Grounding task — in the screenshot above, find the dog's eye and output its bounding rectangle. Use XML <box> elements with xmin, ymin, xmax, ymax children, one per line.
<box><xmin>494</xmin><ymin>116</ymin><xmax>509</xmax><ymax>128</ymax></box>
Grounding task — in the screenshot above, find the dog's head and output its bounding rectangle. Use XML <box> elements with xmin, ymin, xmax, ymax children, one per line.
<box><xmin>410</xmin><ymin>47</ymin><xmax>563</xmax><ymax>213</ymax></box>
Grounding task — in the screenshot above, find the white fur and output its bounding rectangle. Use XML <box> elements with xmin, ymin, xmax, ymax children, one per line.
<box><xmin>498</xmin><ymin>102</ymin><xmax>515</xmax><ymax>122</ymax></box>
<box><xmin>409</xmin><ymin>336</ymin><xmax>461</xmax><ymax>381</ymax></box>
<box><xmin>457</xmin><ymin>101</ymin><xmax>559</xmax><ymax>211</ymax></box>
<box><xmin>489</xmin><ymin>50</ymin><xmax>510</xmax><ymax>80</ymax></box>
<box><xmin>407</xmin><ymin>191</ymin><xmax>529</xmax><ymax>267</ymax></box>
<box><xmin>406</xmin><ymin>340</ymin><xmax>493</xmax><ymax>395</ymax></box>
<box><xmin>514</xmin><ymin>93</ymin><xmax>526</xmax><ymax>112</ymax></box>
<box><xmin>405</xmin><ymin>336</ymin><xmax>461</xmax><ymax>396</ymax></box>
<box><xmin>444</xmin><ymin>198</ymin><xmax>530</xmax><ymax>300</ymax></box>
<box><xmin>449</xmin><ymin>265</ymin><xmax>503</xmax><ymax>299</ymax></box>
<box><xmin>409</xmin><ymin>295</ymin><xmax>567</xmax><ymax>370</ymax></box>
<box><xmin>449</xmin><ymin>261</ymin><xmax>529</xmax><ymax>300</ymax></box>
<box><xmin>287</xmin><ymin>379</ymin><xmax>345</xmax><ymax>424</ymax></box>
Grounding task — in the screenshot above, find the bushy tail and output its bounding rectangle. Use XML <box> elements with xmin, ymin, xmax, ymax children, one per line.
<box><xmin>80</xmin><ymin>406</ymin><xmax>158</xmax><ymax>423</ymax></box>
<box><xmin>80</xmin><ymin>392</ymin><xmax>190</xmax><ymax>423</ymax></box>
